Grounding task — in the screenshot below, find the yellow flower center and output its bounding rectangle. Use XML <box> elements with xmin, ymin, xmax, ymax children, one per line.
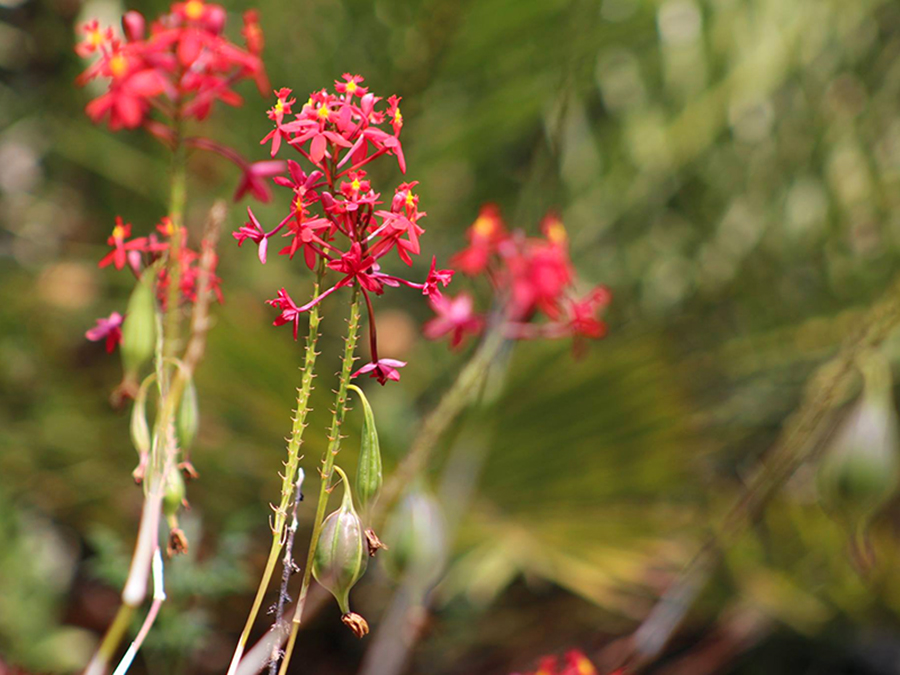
<box><xmin>345</xmin><ymin>81</ymin><xmax>357</xmax><ymax>94</ymax></box>
<box><xmin>274</xmin><ymin>98</ymin><xmax>284</xmax><ymax>115</ymax></box>
<box><xmin>473</xmin><ymin>216</ymin><xmax>494</xmax><ymax>237</ymax></box>
<box><xmin>108</xmin><ymin>54</ymin><xmax>127</xmax><ymax>78</ymax></box>
<box><xmin>317</xmin><ymin>105</ymin><xmax>330</xmax><ymax>120</ymax></box>
<box><xmin>546</xmin><ymin>219</ymin><xmax>567</xmax><ymax>243</ymax></box>
<box><xmin>294</xmin><ymin>195</ymin><xmax>303</xmax><ymax>212</ymax></box>
<box><xmin>351</xmin><ymin>179</ymin><xmax>361</xmax><ymax>191</ymax></box>
<box><xmin>575</xmin><ymin>656</ymin><xmax>595</xmax><ymax>675</ymax></box>
<box><xmin>405</xmin><ymin>191</ymin><xmax>416</xmax><ymax>208</ymax></box>
<box><xmin>90</xmin><ymin>29</ymin><xmax>104</xmax><ymax>47</ymax></box>
<box><xmin>394</xmin><ymin>108</ymin><xmax>403</xmax><ymax>123</ymax></box>
<box><xmin>185</xmin><ymin>0</ymin><xmax>204</xmax><ymax>20</ymax></box>
<box><xmin>112</xmin><ymin>224</ymin><xmax>126</xmax><ymax>239</ymax></box>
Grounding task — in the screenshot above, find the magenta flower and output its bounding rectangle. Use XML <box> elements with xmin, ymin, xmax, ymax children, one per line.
<box><xmin>233</xmin><ymin>159</ymin><xmax>286</xmax><ymax>203</ymax></box>
<box><xmin>266</xmin><ymin>288</ymin><xmax>303</xmax><ymax>339</ymax></box>
<box><xmin>86</xmin><ymin>311</ymin><xmax>124</xmax><ymax>352</ymax></box>
<box><xmin>233</xmin><ymin>207</ymin><xmax>269</xmax><ymax>263</ymax></box>
<box><xmin>423</xmin><ymin>293</ymin><xmax>483</xmax><ymax>349</ymax></box>
<box><xmin>352</xmin><ymin>358</ymin><xmax>407</xmax><ymax>385</ymax></box>
<box><xmin>422</xmin><ymin>256</ymin><xmax>454</xmax><ymax>299</ymax></box>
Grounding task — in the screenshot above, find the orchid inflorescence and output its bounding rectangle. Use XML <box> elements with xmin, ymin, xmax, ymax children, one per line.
<box><xmin>425</xmin><ymin>204</ymin><xmax>611</xmax><ymax>352</ymax></box>
<box><xmin>86</xmin><ymin>217</ymin><xmax>223</xmax><ymax>353</ymax></box>
<box><xmin>235</xmin><ymin>76</ymin><xmax>454</xmax><ymax>384</ymax></box>
<box><xmin>75</xmin><ymin>0</ymin><xmax>285</xmax><ymax>203</ymax></box>
<box><xmin>512</xmin><ymin>649</ymin><xmax>600</xmax><ymax>675</ymax></box>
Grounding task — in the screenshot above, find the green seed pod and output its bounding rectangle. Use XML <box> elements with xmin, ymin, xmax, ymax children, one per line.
<box><xmin>163</xmin><ymin>467</ymin><xmax>186</xmax><ymax>518</ymax></box>
<box><xmin>177</xmin><ymin>376</ymin><xmax>199</xmax><ymax>451</ymax></box>
<box><xmin>348</xmin><ymin>385</ymin><xmax>382</xmax><ymax>518</ymax></box>
<box><xmin>312</xmin><ymin>466</ymin><xmax>368</xmax><ymax>614</ymax></box>
<box><xmin>383</xmin><ymin>483</ymin><xmax>447</xmax><ymax>591</ymax></box>
<box><xmin>130</xmin><ymin>375</ymin><xmax>154</xmax><ymax>456</ymax></box>
<box><xmin>120</xmin><ymin>272</ymin><xmax>157</xmax><ymax>378</ymax></box>
<box><xmin>818</xmin><ymin>352</ymin><xmax>900</xmax><ymax>525</ymax></box>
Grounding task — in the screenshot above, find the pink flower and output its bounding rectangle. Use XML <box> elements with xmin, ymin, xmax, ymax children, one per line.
<box><xmin>266</xmin><ymin>288</ymin><xmax>303</xmax><ymax>339</ymax></box>
<box><xmin>422</xmin><ymin>256</ymin><xmax>454</xmax><ymax>299</ymax></box>
<box><xmin>98</xmin><ymin>217</ymin><xmax>148</xmax><ymax>270</ymax></box>
<box><xmin>233</xmin><ymin>207</ymin><xmax>269</xmax><ymax>263</ymax></box>
<box><xmin>352</xmin><ymin>358</ymin><xmax>407</xmax><ymax>385</ymax></box>
<box><xmin>86</xmin><ymin>312</ymin><xmax>124</xmax><ymax>352</ymax></box>
<box><xmin>233</xmin><ymin>159</ymin><xmax>286</xmax><ymax>203</ymax></box>
<box><xmin>424</xmin><ymin>293</ymin><xmax>483</xmax><ymax>349</ymax></box>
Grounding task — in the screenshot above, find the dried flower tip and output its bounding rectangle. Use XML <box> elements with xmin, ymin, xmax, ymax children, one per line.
<box><xmin>167</xmin><ymin>527</ymin><xmax>189</xmax><ymax>557</ymax></box>
<box><xmin>365</xmin><ymin>528</ymin><xmax>387</xmax><ymax>557</ymax></box>
<box><xmin>132</xmin><ymin>456</ymin><xmax>148</xmax><ymax>484</ymax></box>
<box><xmin>178</xmin><ymin>460</ymin><xmax>200</xmax><ymax>481</ymax></box>
<box><xmin>341</xmin><ymin>612</ymin><xmax>369</xmax><ymax>638</ymax></box>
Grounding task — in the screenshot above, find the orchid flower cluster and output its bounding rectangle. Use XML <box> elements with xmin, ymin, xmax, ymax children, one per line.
<box><xmin>75</xmin><ymin>0</ymin><xmax>283</xmax><ymax>203</ymax></box>
<box><xmin>425</xmin><ymin>205</ymin><xmax>611</xmax><ymax>352</ymax></box>
<box><xmin>87</xmin><ymin>216</ymin><xmax>223</xmax><ymax>352</ymax></box>
<box><xmin>512</xmin><ymin>650</ymin><xmax>600</xmax><ymax>675</ymax></box>
<box><xmin>234</xmin><ymin>76</ymin><xmax>453</xmax><ymax>384</ymax></box>
<box><xmin>77</xmin><ymin>3</ymin><xmax>266</xmax><ymax>671</ymax></box>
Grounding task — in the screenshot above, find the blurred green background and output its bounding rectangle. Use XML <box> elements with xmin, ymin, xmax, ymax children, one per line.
<box><xmin>5</xmin><ymin>0</ymin><xmax>900</xmax><ymax>672</ymax></box>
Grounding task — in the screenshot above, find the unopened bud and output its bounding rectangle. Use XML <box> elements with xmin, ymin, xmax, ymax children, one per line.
<box><xmin>818</xmin><ymin>353</ymin><xmax>900</xmax><ymax>520</ymax></box>
<box><xmin>163</xmin><ymin>468</ymin><xmax>186</xmax><ymax>519</ymax></box>
<box><xmin>177</xmin><ymin>377</ymin><xmax>199</xmax><ymax>451</ymax></box>
<box><xmin>383</xmin><ymin>484</ymin><xmax>447</xmax><ymax>591</ymax></box>
<box><xmin>120</xmin><ymin>272</ymin><xmax>157</xmax><ymax>380</ymax></box>
<box><xmin>349</xmin><ymin>385</ymin><xmax>382</xmax><ymax>518</ymax></box>
<box><xmin>312</xmin><ymin>466</ymin><xmax>368</xmax><ymax>615</ymax></box>
<box><xmin>121</xmin><ymin>11</ymin><xmax>145</xmax><ymax>41</ymax></box>
<box><xmin>130</xmin><ymin>375</ymin><xmax>154</xmax><ymax>457</ymax></box>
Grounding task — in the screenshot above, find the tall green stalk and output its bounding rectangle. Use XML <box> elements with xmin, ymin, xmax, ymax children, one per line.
<box><xmin>278</xmin><ymin>285</ymin><xmax>362</xmax><ymax>675</ymax></box>
<box><xmin>226</xmin><ymin>263</ymin><xmax>327</xmax><ymax>675</ymax></box>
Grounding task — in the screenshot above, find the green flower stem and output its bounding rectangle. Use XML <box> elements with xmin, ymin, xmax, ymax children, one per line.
<box><xmin>163</xmin><ymin>122</ymin><xmax>186</xmax><ymax>362</ymax></box>
<box><xmin>378</xmin><ymin>326</ymin><xmax>507</xmax><ymax>515</ymax></box>
<box><xmin>226</xmin><ymin>263</ymin><xmax>327</xmax><ymax>675</ymax></box>
<box><xmin>279</xmin><ymin>285</ymin><xmax>362</xmax><ymax>675</ymax></box>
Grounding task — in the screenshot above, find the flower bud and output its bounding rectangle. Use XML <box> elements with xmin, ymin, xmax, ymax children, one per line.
<box><xmin>163</xmin><ymin>467</ymin><xmax>186</xmax><ymax>519</ymax></box>
<box><xmin>312</xmin><ymin>466</ymin><xmax>368</xmax><ymax>615</ymax></box>
<box><xmin>130</xmin><ymin>375</ymin><xmax>153</xmax><ymax>457</ymax></box>
<box><xmin>177</xmin><ymin>376</ymin><xmax>199</xmax><ymax>451</ymax></box>
<box><xmin>121</xmin><ymin>11</ymin><xmax>146</xmax><ymax>41</ymax></box>
<box><xmin>818</xmin><ymin>352</ymin><xmax>900</xmax><ymax>525</ymax></box>
<box><xmin>349</xmin><ymin>385</ymin><xmax>382</xmax><ymax>517</ymax></box>
<box><xmin>206</xmin><ymin>4</ymin><xmax>226</xmax><ymax>33</ymax></box>
<box><xmin>383</xmin><ymin>484</ymin><xmax>447</xmax><ymax>591</ymax></box>
<box><xmin>120</xmin><ymin>272</ymin><xmax>157</xmax><ymax>379</ymax></box>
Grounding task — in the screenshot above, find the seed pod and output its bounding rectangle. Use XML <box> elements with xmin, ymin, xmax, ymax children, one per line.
<box><xmin>348</xmin><ymin>384</ymin><xmax>382</xmax><ymax>517</ymax></box>
<box><xmin>120</xmin><ymin>272</ymin><xmax>157</xmax><ymax>378</ymax></box>
<box><xmin>312</xmin><ymin>466</ymin><xmax>368</xmax><ymax>614</ymax></box>
<box><xmin>177</xmin><ymin>376</ymin><xmax>199</xmax><ymax>451</ymax></box>
<box><xmin>163</xmin><ymin>467</ymin><xmax>186</xmax><ymax>518</ymax></box>
<box><xmin>130</xmin><ymin>375</ymin><xmax>154</xmax><ymax>456</ymax></box>
<box><xmin>383</xmin><ymin>483</ymin><xmax>447</xmax><ymax>591</ymax></box>
<box><xmin>818</xmin><ymin>352</ymin><xmax>900</xmax><ymax>526</ymax></box>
